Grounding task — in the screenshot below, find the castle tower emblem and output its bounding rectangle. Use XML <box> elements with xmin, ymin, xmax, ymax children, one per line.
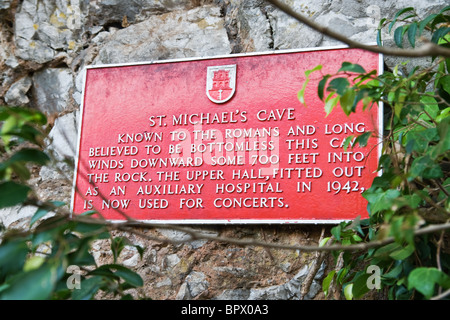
<box><xmin>206</xmin><ymin>64</ymin><xmax>236</xmax><ymax>103</ymax></box>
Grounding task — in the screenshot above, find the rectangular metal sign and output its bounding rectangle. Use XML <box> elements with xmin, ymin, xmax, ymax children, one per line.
<box><xmin>71</xmin><ymin>46</ymin><xmax>383</xmax><ymax>223</ymax></box>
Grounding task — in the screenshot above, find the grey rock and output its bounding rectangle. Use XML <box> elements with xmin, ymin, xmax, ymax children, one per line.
<box><xmin>213</xmin><ymin>266</ymin><xmax>246</xmax><ymax>276</ymax></box>
<box><xmin>48</xmin><ymin>110</ymin><xmax>79</xmax><ymax>159</ymax></box>
<box><xmin>0</xmin><ymin>205</ymin><xmax>37</xmax><ymax>228</ymax></box>
<box><xmin>121</xmin><ymin>247</ymin><xmax>141</xmax><ymax>267</ymax></box>
<box><xmin>14</xmin><ymin>0</ymin><xmax>87</xmax><ymax>63</ymax></box>
<box><xmin>72</xmin><ymin>68</ymin><xmax>86</xmax><ymax>106</ymax></box>
<box><xmin>175</xmin><ymin>282</ymin><xmax>192</xmax><ymax>300</ymax></box>
<box><xmin>32</xmin><ymin>68</ymin><xmax>74</xmax><ymax>113</ymax></box>
<box><xmin>214</xmin><ymin>288</ymin><xmax>251</xmax><ymax>300</ymax></box>
<box><xmin>91</xmin><ymin>30</ymin><xmax>112</xmax><ymax>45</ymax></box>
<box><xmin>15</xmin><ymin>37</ymin><xmax>55</xmax><ymax>64</ymax></box>
<box><xmin>40</xmin><ymin>110</ymin><xmax>79</xmax><ymax>181</ymax></box>
<box><xmin>280</xmin><ymin>262</ymin><xmax>291</xmax><ymax>273</ymax></box>
<box><xmin>0</xmin><ymin>0</ymin><xmax>12</xmax><ymax>10</ymax></box>
<box><xmin>213</xmin><ymin>263</ymin><xmax>325</xmax><ymax>300</ymax></box>
<box><xmin>164</xmin><ymin>253</ymin><xmax>181</xmax><ymax>269</ymax></box>
<box><xmin>304</xmin><ymin>281</ymin><xmax>322</xmax><ymax>300</ymax></box>
<box><xmin>4</xmin><ymin>56</ymin><xmax>20</xmax><ymax>69</ymax></box>
<box><xmin>94</xmin><ymin>5</ymin><xmax>231</xmax><ymax>64</ymax></box>
<box><xmin>318</xmin><ymin>0</ymin><xmax>447</xmax><ymax>47</ymax></box>
<box><xmin>157</xmin><ymin>229</ymin><xmax>193</xmax><ymax>245</ymax></box>
<box><xmin>4</xmin><ymin>76</ymin><xmax>32</xmax><ymax>106</ymax></box>
<box><xmin>224</xmin><ymin>0</ymin><xmax>273</xmax><ymax>52</ymax></box>
<box><xmin>247</xmin><ymin>265</ymin><xmax>308</xmax><ymax>300</ymax></box>
<box><xmin>156</xmin><ymin>277</ymin><xmax>172</xmax><ymax>288</ymax></box>
<box><xmin>185</xmin><ymin>271</ymin><xmax>209</xmax><ymax>298</ymax></box>
<box><xmin>88</xmin><ymin>0</ymin><xmax>202</xmax><ymax>26</ymax></box>
<box><xmin>266</xmin><ymin>0</ymin><xmax>325</xmax><ymax>50</ymax></box>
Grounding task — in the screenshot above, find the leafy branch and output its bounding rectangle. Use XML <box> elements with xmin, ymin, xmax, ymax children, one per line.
<box><xmin>295</xmin><ymin>5</ymin><xmax>450</xmax><ymax>299</ymax></box>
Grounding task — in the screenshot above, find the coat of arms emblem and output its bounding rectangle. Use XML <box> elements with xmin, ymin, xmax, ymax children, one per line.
<box><xmin>206</xmin><ymin>64</ymin><xmax>236</xmax><ymax>103</ymax></box>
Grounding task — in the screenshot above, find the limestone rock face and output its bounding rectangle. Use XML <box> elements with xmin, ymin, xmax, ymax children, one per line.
<box><xmin>93</xmin><ymin>5</ymin><xmax>231</xmax><ymax>64</ymax></box>
<box><xmin>4</xmin><ymin>76</ymin><xmax>32</xmax><ymax>105</ymax></box>
<box><xmin>32</xmin><ymin>68</ymin><xmax>75</xmax><ymax>113</ymax></box>
<box><xmin>87</xmin><ymin>0</ymin><xmax>206</xmax><ymax>26</ymax></box>
<box><xmin>14</xmin><ymin>0</ymin><xmax>88</xmax><ymax>64</ymax></box>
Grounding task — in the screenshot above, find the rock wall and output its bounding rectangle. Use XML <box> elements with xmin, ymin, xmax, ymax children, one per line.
<box><xmin>0</xmin><ymin>0</ymin><xmax>446</xmax><ymax>300</ymax></box>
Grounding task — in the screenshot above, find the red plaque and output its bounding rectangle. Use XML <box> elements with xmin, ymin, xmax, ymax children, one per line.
<box><xmin>71</xmin><ymin>46</ymin><xmax>383</xmax><ymax>223</ymax></box>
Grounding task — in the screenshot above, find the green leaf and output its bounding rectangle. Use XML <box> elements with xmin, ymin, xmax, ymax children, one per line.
<box><xmin>336</xmin><ymin>267</ymin><xmax>349</xmax><ymax>285</ymax></box>
<box><xmin>328</xmin><ymin>77</ymin><xmax>350</xmax><ymax>96</ymax></box>
<box><xmin>67</xmin><ymin>238</ymin><xmax>96</xmax><ymax>266</ymax></box>
<box><xmin>324</xmin><ymin>93</ymin><xmax>339</xmax><ymax>116</ymax></box>
<box><xmin>0</xmin><ymin>263</ymin><xmax>59</xmax><ymax>300</ymax></box>
<box><xmin>389</xmin><ymin>7</ymin><xmax>416</xmax><ymax>33</ymax></box>
<box><xmin>404</xmin><ymin>127</ymin><xmax>438</xmax><ymax>154</ymax></box>
<box><xmin>418</xmin><ymin>14</ymin><xmax>437</xmax><ymax>35</ymax></box>
<box><xmin>394</xmin><ymin>26</ymin><xmax>405</xmax><ymax>48</ymax></box>
<box><xmin>440</xmin><ymin>75</ymin><xmax>450</xmax><ymax>95</ymax></box>
<box><xmin>71</xmin><ymin>276</ymin><xmax>104</xmax><ymax>300</ymax></box>
<box><xmin>318</xmin><ymin>75</ymin><xmax>331</xmax><ymax>101</ymax></box>
<box><xmin>331</xmin><ymin>224</ymin><xmax>341</xmax><ymax>242</ymax></box>
<box><xmin>0</xmin><ymin>240</ymin><xmax>29</xmax><ymax>277</ymax></box>
<box><xmin>434</xmin><ymin>118</ymin><xmax>450</xmax><ymax>156</ymax></box>
<box><xmin>339</xmin><ymin>89</ymin><xmax>356</xmax><ymax>115</ymax></box>
<box><xmin>10</xmin><ymin>162</ymin><xmax>30</xmax><ymax>180</ymax></box>
<box><xmin>30</xmin><ymin>207</ymin><xmax>51</xmax><ymax>227</ymax></box>
<box><xmin>299</xmin><ymin>65</ymin><xmax>322</xmax><ymax>105</ymax></box>
<box><xmin>393</xmin><ymin>194</ymin><xmax>423</xmax><ymax>211</ymax></box>
<box><xmin>383</xmin><ymin>262</ymin><xmax>403</xmax><ymax>279</ymax></box>
<box><xmin>377</xmin><ymin>26</ymin><xmax>383</xmax><ymax>46</ymax></box>
<box><xmin>95</xmin><ymin>264</ymin><xmax>143</xmax><ymax>288</ymax></box>
<box><xmin>23</xmin><ymin>256</ymin><xmax>45</xmax><ymax>272</ymax></box>
<box><xmin>72</xmin><ymin>221</ymin><xmax>107</xmax><ymax>235</ymax></box>
<box><xmin>431</xmin><ymin>27</ymin><xmax>450</xmax><ymax>44</ymax></box>
<box><xmin>342</xmin><ymin>135</ymin><xmax>354</xmax><ymax>151</ymax></box>
<box><xmin>374</xmin><ymin>243</ymin><xmax>403</xmax><ymax>259</ymax></box>
<box><xmin>113</xmin><ymin>267</ymin><xmax>143</xmax><ymax>288</ymax></box>
<box><xmin>305</xmin><ymin>64</ymin><xmax>323</xmax><ymax>77</ymax></box>
<box><xmin>3</xmin><ymin>124</ymin><xmax>43</xmax><ymax>146</ymax></box>
<box><xmin>322</xmin><ymin>270</ymin><xmax>336</xmax><ymax>297</ymax></box>
<box><xmin>354</xmin><ymin>131</ymin><xmax>372</xmax><ymax>147</ymax></box>
<box><xmin>8</xmin><ymin>149</ymin><xmax>50</xmax><ymax>166</ymax></box>
<box><xmin>352</xmin><ymin>272</ymin><xmax>371</xmax><ymax>299</ymax></box>
<box><xmin>438</xmin><ymin>5</ymin><xmax>450</xmax><ymax>15</ymax></box>
<box><xmin>319</xmin><ymin>237</ymin><xmax>331</xmax><ymax>247</ymax></box>
<box><xmin>407</xmin><ymin>22</ymin><xmax>418</xmax><ymax>48</ymax></box>
<box><xmin>410</xmin><ymin>155</ymin><xmax>443</xmax><ymax>179</ymax></box>
<box><xmin>408</xmin><ymin>267</ymin><xmax>450</xmax><ymax>299</ymax></box>
<box><xmin>338</xmin><ymin>62</ymin><xmax>366</xmax><ymax>74</ymax></box>
<box><xmin>389</xmin><ymin>243</ymin><xmax>415</xmax><ymax>260</ymax></box>
<box><xmin>344</xmin><ymin>283</ymin><xmax>353</xmax><ymax>300</ymax></box>
<box><xmin>0</xmin><ymin>107</ymin><xmax>46</xmax><ymax>148</ymax></box>
<box><xmin>0</xmin><ymin>181</ymin><xmax>31</xmax><ymax>209</ymax></box>
<box><xmin>419</xmin><ymin>95</ymin><xmax>439</xmax><ymax>119</ymax></box>
<box><xmin>363</xmin><ymin>188</ymin><xmax>401</xmax><ymax>214</ymax></box>
<box><xmin>111</xmin><ymin>237</ymin><xmax>130</xmax><ymax>263</ymax></box>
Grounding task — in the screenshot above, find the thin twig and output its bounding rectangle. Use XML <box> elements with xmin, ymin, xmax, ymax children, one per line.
<box><xmin>69</xmin><ymin>214</ymin><xmax>450</xmax><ymax>253</ymax></box>
<box><xmin>431</xmin><ymin>288</ymin><xmax>450</xmax><ymax>300</ymax></box>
